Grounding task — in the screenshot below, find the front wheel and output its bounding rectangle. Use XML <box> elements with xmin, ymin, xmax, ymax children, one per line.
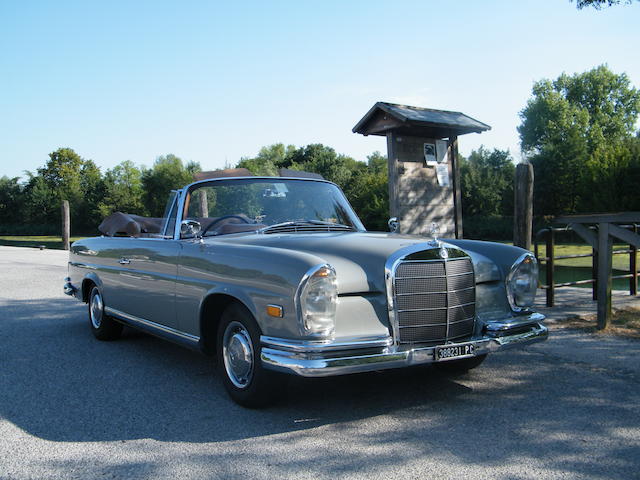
<box><xmin>435</xmin><ymin>354</ymin><xmax>487</xmax><ymax>375</ymax></box>
<box><xmin>216</xmin><ymin>303</ymin><xmax>284</xmax><ymax>408</ymax></box>
<box><xmin>88</xmin><ymin>286</ymin><xmax>123</xmax><ymax>341</ymax></box>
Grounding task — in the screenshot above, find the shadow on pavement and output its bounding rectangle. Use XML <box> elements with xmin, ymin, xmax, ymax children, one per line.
<box><xmin>1</xmin><ymin>296</ymin><xmax>639</xmax><ymax>478</ymax></box>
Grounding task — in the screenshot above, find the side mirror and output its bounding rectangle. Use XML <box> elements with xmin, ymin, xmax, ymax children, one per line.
<box><xmin>180</xmin><ymin>219</ymin><xmax>202</xmax><ymax>238</ymax></box>
<box><xmin>388</xmin><ymin>217</ymin><xmax>399</xmax><ymax>233</ymax></box>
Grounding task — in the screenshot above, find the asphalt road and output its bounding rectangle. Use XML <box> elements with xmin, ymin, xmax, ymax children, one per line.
<box><xmin>1</xmin><ymin>245</ymin><xmax>639</xmax><ymax>480</ymax></box>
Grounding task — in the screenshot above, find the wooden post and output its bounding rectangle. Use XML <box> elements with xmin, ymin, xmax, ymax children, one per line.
<box><xmin>386</xmin><ymin>132</ymin><xmax>399</xmax><ymax>229</ymax></box>
<box><xmin>592</xmin><ymin>247</ymin><xmax>598</xmax><ymax>300</ymax></box>
<box><xmin>546</xmin><ymin>228</ymin><xmax>555</xmax><ymax>308</ymax></box>
<box><xmin>450</xmin><ymin>136</ymin><xmax>463</xmax><ymax>239</ymax></box>
<box><xmin>61</xmin><ymin>200</ymin><xmax>70</xmax><ymax>251</ymax></box>
<box><xmin>597</xmin><ymin>223</ymin><xmax>612</xmax><ymax>330</ymax></box>
<box><xmin>514</xmin><ymin>162</ymin><xmax>534</xmax><ymax>250</ymax></box>
<box><xmin>631</xmin><ymin>224</ymin><xmax>637</xmax><ymax>296</ymax></box>
<box><xmin>199</xmin><ymin>191</ymin><xmax>209</xmax><ymax>218</ymax></box>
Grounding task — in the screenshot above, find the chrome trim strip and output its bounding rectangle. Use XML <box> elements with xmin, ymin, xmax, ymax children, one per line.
<box><xmin>398</xmin><ymin>317</ymin><xmax>474</xmax><ymax>329</ymax></box>
<box><xmin>398</xmin><ymin>257</ymin><xmax>469</xmax><ymax>264</ymax></box>
<box><xmin>396</xmin><ymin>301</ymin><xmax>475</xmax><ymax>313</ymax></box>
<box><xmin>105</xmin><ymin>307</ymin><xmax>200</xmax><ymax>344</ymax></box>
<box><xmin>484</xmin><ymin>312</ymin><xmax>545</xmax><ymax>332</ymax></box>
<box><xmin>260</xmin><ymin>335</ymin><xmax>393</xmax><ymax>353</ymax></box>
<box><xmin>261</xmin><ymin>323</ymin><xmax>548</xmax><ymax>377</ymax></box>
<box><xmin>444</xmin><ymin>258</ymin><xmax>451</xmax><ymax>340</ymax></box>
<box><xmin>395</xmin><ymin>286</ymin><xmax>475</xmax><ymax>296</ymax></box>
<box><xmin>395</xmin><ymin>271</ymin><xmax>473</xmax><ymax>279</ymax></box>
<box><xmin>173</xmin><ymin>188</ymin><xmax>186</xmax><ymax>240</ymax></box>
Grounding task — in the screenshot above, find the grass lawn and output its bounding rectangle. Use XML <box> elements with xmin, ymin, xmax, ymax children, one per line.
<box><xmin>535</xmin><ymin>242</ymin><xmax>638</xmax><ymax>292</ymax></box>
<box><xmin>0</xmin><ymin>236</ymin><xmax>86</xmax><ymax>250</ymax></box>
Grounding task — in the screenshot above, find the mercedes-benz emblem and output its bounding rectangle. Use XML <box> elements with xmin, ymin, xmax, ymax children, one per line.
<box><xmin>439</xmin><ymin>247</ymin><xmax>448</xmax><ymax>259</ymax></box>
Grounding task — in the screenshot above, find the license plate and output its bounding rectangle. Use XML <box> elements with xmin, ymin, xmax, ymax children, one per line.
<box><xmin>435</xmin><ymin>343</ymin><xmax>475</xmax><ymax>362</ymax></box>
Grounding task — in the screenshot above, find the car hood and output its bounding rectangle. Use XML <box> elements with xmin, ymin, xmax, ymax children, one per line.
<box><xmin>212</xmin><ymin>232</ymin><xmax>501</xmax><ymax>295</ymax></box>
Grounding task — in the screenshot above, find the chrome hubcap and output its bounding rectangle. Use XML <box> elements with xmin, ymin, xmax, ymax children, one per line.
<box><xmin>222</xmin><ymin>321</ymin><xmax>254</xmax><ymax>389</ymax></box>
<box><xmin>90</xmin><ymin>290</ymin><xmax>103</xmax><ymax>329</ymax></box>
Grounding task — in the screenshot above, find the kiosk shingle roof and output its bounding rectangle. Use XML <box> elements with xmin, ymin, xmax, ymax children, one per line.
<box><xmin>353</xmin><ymin>102</ymin><xmax>491</xmax><ymax>138</ymax></box>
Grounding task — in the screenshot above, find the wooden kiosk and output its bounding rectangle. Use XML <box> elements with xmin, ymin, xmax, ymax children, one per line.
<box><xmin>353</xmin><ymin>102</ymin><xmax>490</xmax><ymax>238</ymax></box>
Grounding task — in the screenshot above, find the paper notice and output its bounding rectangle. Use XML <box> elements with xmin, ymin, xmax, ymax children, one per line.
<box><xmin>436</xmin><ymin>163</ymin><xmax>450</xmax><ymax>187</ymax></box>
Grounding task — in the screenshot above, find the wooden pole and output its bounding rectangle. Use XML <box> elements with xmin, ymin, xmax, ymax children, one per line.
<box><xmin>514</xmin><ymin>162</ymin><xmax>534</xmax><ymax>250</ymax></box>
<box><xmin>546</xmin><ymin>228</ymin><xmax>555</xmax><ymax>308</ymax></box>
<box><xmin>199</xmin><ymin>191</ymin><xmax>209</xmax><ymax>218</ymax></box>
<box><xmin>386</xmin><ymin>132</ymin><xmax>399</xmax><ymax>230</ymax></box>
<box><xmin>631</xmin><ymin>224</ymin><xmax>637</xmax><ymax>296</ymax></box>
<box><xmin>597</xmin><ymin>222</ymin><xmax>612</xmax><ymax>330</ymax></box>
<box><xmin>61</xmin><ymin>200</ymin><xmax>70</xmax><ymax>251</ymax></box>
<box><xmin>450</xmin><ymin>136</ymin><xmax>463</xmax><ymax>239</ymax></box>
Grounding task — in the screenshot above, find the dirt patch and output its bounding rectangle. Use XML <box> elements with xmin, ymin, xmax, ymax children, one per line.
<box><xmin>552</xmin><ymin>307</ymin><xmax>640</xmax><ymax>339</ymax></box>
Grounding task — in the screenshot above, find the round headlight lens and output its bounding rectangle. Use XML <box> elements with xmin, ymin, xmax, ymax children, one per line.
<box><xmin>299</xmin><ymin>265</ymin><xmax>337</xmax><ymax>337</ymax></box>
<box><xmin>506</xmin><ymin>253</ymin><xmax>538</xmax><ymax>311</ymax></box>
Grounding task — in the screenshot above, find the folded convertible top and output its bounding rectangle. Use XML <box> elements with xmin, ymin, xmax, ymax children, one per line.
<box><xmin>98</xmin><ymin>212</ymin><xmax>164</xmax><ymax>237</ymax></box>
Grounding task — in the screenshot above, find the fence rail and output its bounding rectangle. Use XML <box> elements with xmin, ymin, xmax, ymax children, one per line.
<box><xmin>534</xmin><ymin>224</ymin><xmax>639</xmax><ymax>308</ymax></box>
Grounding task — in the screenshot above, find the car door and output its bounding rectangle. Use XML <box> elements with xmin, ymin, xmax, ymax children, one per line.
<box><xmin>113</xmin><ymin>237</ymin><xmax>181</xmax><ymax>329</ymax></box>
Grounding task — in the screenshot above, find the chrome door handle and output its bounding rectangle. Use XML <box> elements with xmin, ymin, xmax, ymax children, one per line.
<box><xmin>119</xmin><ymin>258</ymin><xmax>131</xmax><ymax>265</ymax></box>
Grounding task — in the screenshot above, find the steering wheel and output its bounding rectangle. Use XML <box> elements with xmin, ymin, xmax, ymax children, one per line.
<box><xmin>200</xmin><ymin>215</ymin><xmax>251</xmax><ymax>237</ymax></box>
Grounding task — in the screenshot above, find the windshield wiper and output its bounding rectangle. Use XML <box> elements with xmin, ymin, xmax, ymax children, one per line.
<box><xmin>257</xmin><ymin>220</ymin><xmax>355</xmax><ymax>234</ymax></box>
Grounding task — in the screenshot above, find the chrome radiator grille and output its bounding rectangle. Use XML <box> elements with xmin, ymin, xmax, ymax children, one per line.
<box><xmin>393</xmin><ymin>257</ymin><xmax>475</xmax><ymax>345</ymax></box>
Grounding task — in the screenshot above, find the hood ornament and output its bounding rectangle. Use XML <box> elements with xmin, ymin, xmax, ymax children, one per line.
<box><xmin>429</xmin><ymin>222</ymin><xmax>440</xmax><ymax>247</ymax></box>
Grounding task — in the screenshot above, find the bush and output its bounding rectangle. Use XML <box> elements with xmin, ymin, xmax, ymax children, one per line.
<box><xmin>0</xmin><ymin>223</ymin><xmax>61</xmax><ymax>235</ymax></box>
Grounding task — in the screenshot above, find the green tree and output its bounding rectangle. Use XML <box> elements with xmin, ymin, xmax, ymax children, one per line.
<box><xmin>237</xmin><ymin>143</ymin><xmax>296</xmax><ymax>176</ymax></box>
<box><xmin>238</xmin><ymin>145</ymin><xmax>390</xmax><ymax>230</ymax></box>
<box><xmin>141</xmin><ymin>154</ymin><xmax>200</xmax><ymax>217</ymax></box>
<box><xmin>288</xmin><ymin>144</ymin><xmax>360</xmax><ymax>188</ymax></box>
<box><xmin>0</xmin><ymin>176</ymin><xmax>24</xmax><ymax>229</ymax></box>
<box><xmin>574</xmin><ymin>0</ymin><xmax>635</xmax><ymax>9</ymax></box>
<box><xmin>518</xmin><ymin>65</ymin><xmax>640</xmax><ymax>215</ymax></box>
<box><xmin>343</xmin><ymin>152</ymin><xmax>389</xmax><ymax>230</ymax></box>
<box><xmin>98</xmin><ymin>160</ymin><xmax>145</xmax><ymax>217</ymax></box>
<box><xmin>22</xmin><ymin>147</ymin><xmax>103</xmax><ymax>232</ymax></box>
<box><xmin>22</xmin><ymin>174</ymin><xmax>57</xmax><ymax>228</ymax></box>
<box><xmin>460</xmin><ymin>147</ymin><xmax>515</xmax><ymax>217</ymax></box>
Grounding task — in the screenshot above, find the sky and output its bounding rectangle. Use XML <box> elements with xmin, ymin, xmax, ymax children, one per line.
<box><xmin>1</xmin><ymin>0</ymin><xmax>639</xmax><ymax>180</ymax></box>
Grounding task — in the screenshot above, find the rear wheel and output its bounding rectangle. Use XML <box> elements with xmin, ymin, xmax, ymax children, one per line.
<box><xmin>216</xmin><ymin>303</ymin><xmax>284</xmax><ymax>408</ymax></box>
<box><xmin>88</xmin><ymin>286</ymin><xmax>123</xmax><ymax>341</ymax></box>
<box><xmin>435</xmin><ymin>354</ymin><xmax>487</xmax><ymax>375</ymax></box>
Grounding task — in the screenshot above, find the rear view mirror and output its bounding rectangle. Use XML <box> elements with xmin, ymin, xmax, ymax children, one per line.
<box><xmin>180</xmin><ymin>220</ymin><xmax>202</xmax><ymax>238</ymax></box>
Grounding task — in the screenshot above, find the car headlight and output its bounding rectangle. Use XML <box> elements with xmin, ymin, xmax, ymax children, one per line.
<box><xmin>506</xmin><ymin>253</ymin><xmax>538</xmax><ymax>311</ymax></box>
<box><xmin>297</xmin><ymin>264</ymin><xmax>337</xmax><ymax>337</ymax></box>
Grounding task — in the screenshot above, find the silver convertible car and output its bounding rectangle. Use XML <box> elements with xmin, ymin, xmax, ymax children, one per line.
<box><xmin>64</xmin><ymin>173</ymin><xmax>547</xmax><ymax>407</ymax></box>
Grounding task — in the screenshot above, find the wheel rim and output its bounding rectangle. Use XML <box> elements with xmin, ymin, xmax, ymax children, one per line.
<box><xmin>222</xmin><ymin>321</ymin><xmax>254</xmax><ymax>389</ymax></box>
<box><xmin>90</xmin><ymin>290</ymin><xmax>103</xmax><ymax>329</ymax></box>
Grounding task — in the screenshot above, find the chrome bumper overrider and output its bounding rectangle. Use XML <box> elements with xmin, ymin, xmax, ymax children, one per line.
<box><xmin>261</xmin><ymin>314</ymin><xmax>548</xmax><ymax>377</ymax></box>
<box><xmin>63</xmin><ymin>277</ymin><xmax>77</xmax><ymax>296</ymax></box>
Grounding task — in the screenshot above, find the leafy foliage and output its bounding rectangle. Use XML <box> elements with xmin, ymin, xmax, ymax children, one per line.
<box><xmin>518</xmin><ymin>65</ymin><xmax>640</xmax><ymax>215</ymax></box>
<box><xmin>98</xmin><ymin>160</ymin><xmax>145</xmax><ymax>217</ymax></box>
<box><xmin>574</xmin><ymin>0</ymin><xmax>635</xmax><ymax>9</ymax></box>
<box><xmin>141</xmin><ymin>154</ymin><xmax>201</xmax><ymax>217</ymax></box>
<box><xmin>459</xmin><ymin>147</ymin><xmax>515</xmax><ymax>217</ymax></box>
<box><xmin>238</xmin><ymin>144</ymin><xmax>390</xmax><ymax>230</ymax></box>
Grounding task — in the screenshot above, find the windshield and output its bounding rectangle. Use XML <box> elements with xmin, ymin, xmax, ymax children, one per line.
<box><xmin>184</xmin><ymin>178</ymin><xmax>365</xmax><ymax>236</ymax></box>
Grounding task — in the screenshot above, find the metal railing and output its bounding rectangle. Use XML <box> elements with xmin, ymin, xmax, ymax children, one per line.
<box><xmin>534</xmin><ymin>224</ymin><xmax>638</xmax><ymax>307</ymax></box>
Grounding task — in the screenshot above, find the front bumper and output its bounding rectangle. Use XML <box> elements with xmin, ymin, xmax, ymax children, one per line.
<box><xmin>261</xmin><ymin>313</ymin><xmax>547</xmax><ymax>377</ymax></box>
